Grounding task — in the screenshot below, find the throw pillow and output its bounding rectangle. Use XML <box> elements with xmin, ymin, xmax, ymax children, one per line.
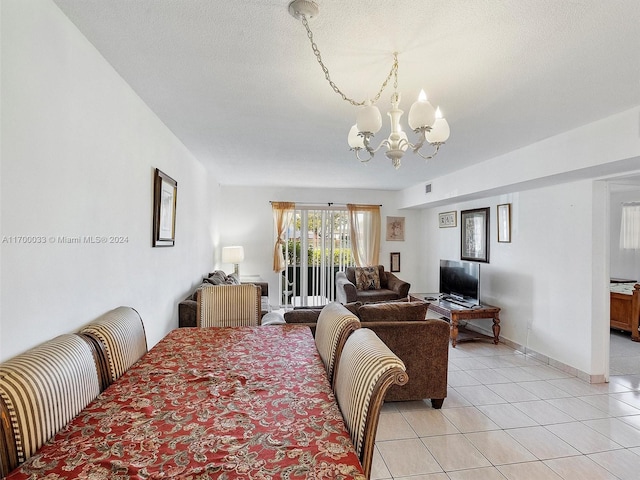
<box><xmin>205</xmin><ymin>270</ymin><xmax>228</xmax><ymax>285</ymax></box>
<box><xmin>355</xmin><ymin>266</ymin><xmax>381</xmax><ymax>291</ymax></box>
<box><xmin>357</xmin><ymin>301</ymin><xmax>429</xmax><ymax>322</ymax></box>
<box><xmin>225</xmin><ymin>273</ymin><xmax>240</xmax><ymax>285</ymax></box>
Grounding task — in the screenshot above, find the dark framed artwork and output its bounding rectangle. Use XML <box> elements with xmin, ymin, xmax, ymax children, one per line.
<box><xmin>497</xmin><ymin>203</ymin><xmax>511</xmax><ymax>243</ymax></box>
<box><xmin>390</xmin><ymin>252</ymin><xmax>401</xmax><ymax>272</ymax></box>
<box><xmin>460</xmin><ymin>207</ymin><xmax>489</xmax><ymax>263</ymax></box>
<box><xmin>153</xmin><ymin>168</ymin><xmax>177</xmax><ymax>247</ymax></box>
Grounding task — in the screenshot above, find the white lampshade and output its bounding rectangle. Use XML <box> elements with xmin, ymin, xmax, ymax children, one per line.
<box><xmin>347</xmin><ymin>124</ymin><xmax>365</xmax><ymax>149</ymax></box>
<box><xmin>222</xmin><ymin>246</ymin><xmax>244</xmax><ymax>264</ymax></box>
<box><xmin>408</xmin><ymin>90</ymin><xmax>436</xmax><ymax>131</ymax></box>
<box><xmin>356</xmin><ymin>101</ymin><xmax>382</xmax><ymax>134</ymax></box>
<box><xmin>425</xmin><ymin>108</ymin><xmax>450</xmax><ymax>143</ymax></box>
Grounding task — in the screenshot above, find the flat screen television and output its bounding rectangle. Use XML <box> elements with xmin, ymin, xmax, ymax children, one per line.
<box><xmin>439</xmin><ymin>259</ymin><xmax>480</xmax><ymax>306</ymax></box>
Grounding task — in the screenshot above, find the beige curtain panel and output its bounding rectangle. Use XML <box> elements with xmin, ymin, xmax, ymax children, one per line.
<box><xmin>347</xmin><ymin>204</ymin><xmax>381</xmax><ymax>267</ymax></box>
<box><xmin>272</xmin><ymin>201</ymin><xmax>295</xmax><ymax>272</ymax></box>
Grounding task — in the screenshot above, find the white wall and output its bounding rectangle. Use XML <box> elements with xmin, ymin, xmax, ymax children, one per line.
<box><xmin>399</xmin><ymin>106</ymin><xmax>640</xmax><ymax>209</ymax></box>
<box><xmin>0</xmin><ymin>0</ymin><xmax>219</xmax><ymax>361</ymax></box>
<box><xmin>402</xmin><ymin>105</ymin><xmax>640</xmax><ymax>380</ymax></box>
<box><xmin>216</xmin><ymin>186</ymin><xmax>421</xmax><ymax>306</ymax></box>
<box><xmin>420</xmin><ymin>181</ymin><xmax>601</xmax><ymax>375</ymax></box>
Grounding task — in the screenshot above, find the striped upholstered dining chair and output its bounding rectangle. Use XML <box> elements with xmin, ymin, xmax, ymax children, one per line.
<box><xmin>0</xmin><ymin>334</ymin><xmax>102</xmax><ymax>476</ymax></box>
<box><xmin>333</xmin><ymin>328</ymin><xmax>408</xmax><ymax>479</ymax></box>
<box><xmin>314</xmin><ymin>302</ymin><xmax>361</xmax><ymax>387</ymax></box>
<box><xmin>196</xmin><ymin>284</ymin><xmax>261</xmax><ymax>327</ymax></box>
<box><xmin>78</xmin><ymin>306</ymin><xmax>148</xmax><ymax>391</ymax></box>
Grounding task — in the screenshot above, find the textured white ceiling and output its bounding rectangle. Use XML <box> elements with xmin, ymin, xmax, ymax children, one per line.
<box><xmin>53</xmin><ymin>0</ymin><xmax>640</xmax><ymax>190</ymax></box>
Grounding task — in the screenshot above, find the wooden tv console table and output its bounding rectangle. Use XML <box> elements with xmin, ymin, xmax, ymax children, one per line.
<box><xmin>409</xmin><ymin>293</ymin><xmax>501</xmax><ymax>347</ymax></box>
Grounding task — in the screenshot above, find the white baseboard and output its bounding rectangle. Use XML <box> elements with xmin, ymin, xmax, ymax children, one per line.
<box><xmin>461</xmin><ymin>323</ymin><xmax>606</xmax><ymax>384</ymax></box>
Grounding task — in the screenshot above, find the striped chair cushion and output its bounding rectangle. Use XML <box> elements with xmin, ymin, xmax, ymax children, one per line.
<box><xmin>0</xmin><ymin>334</ymin><xmax>101</xmax><ymax>467</ymax></box>
<box><xmin>197</xmin><ymin>284</ymin><xmax>261</xmax><ymax>327</ymax></box>
<box><xmin>334</xmin><ymin>328</ymin><xmax>407</xmax><ymax>479</ymax></box>
<box><xmin>315</xmin><ymin>302</ymin><xmax>360</xmax><ymax>385</ymax></box>
<box><xmin>79</xmin><ymin>306</ymin><xmax>147</xmax><ymax>387</ymax></box>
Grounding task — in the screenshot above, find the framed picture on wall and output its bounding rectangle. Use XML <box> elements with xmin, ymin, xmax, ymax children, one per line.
<box><xmin>386</xmin><ymin>216</ymin><xmax>405</xmax><ymax>241</ymax></box>
<box><xmin>153</xmin><ymin>168</ymin><xmax>177</xmax><ymax>247</ymax></box>
<box><xmin>438</xmin><ymin>211</ymin><xmax>457</xmax><ymax>228</ymax></box>
<box><xmin>497</xmin><ymin>203</ymin><xmax>511</xmax><ymax>243</ymax></box>
<box><xmin>390</xmin><ymin>252</ymin><xmax>401</xmax><ymax>272</ymax></box>
<box><xmin>460</xmin><ymin>207</ymin><xmax>489</xmax><ymax>263</ymax></box>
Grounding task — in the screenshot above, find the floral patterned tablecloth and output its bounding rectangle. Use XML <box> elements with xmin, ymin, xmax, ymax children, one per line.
<box><xmin>8</xmin><ymin>326</ymin><xmax>365</xmax><ymax>479</ymax></box>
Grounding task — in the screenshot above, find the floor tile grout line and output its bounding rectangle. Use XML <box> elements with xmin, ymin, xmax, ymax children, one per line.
<box><xmin>372</xmin><ymin>333</ymin><xmax>640</xmax><ymax>480</ymax></box>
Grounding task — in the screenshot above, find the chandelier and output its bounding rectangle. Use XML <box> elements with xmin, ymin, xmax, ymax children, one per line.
<box><xmin>288</xmin><ymin>0</ymin><xmax>450</xmax><ymax>170</ymax></box>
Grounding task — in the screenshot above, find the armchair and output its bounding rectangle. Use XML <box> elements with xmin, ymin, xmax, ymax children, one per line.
<box><xmin>336</xmin><ymin>265</ymin><xmax>410</xmax><ymax>304</ymax></box>
<box><xmin>197</xmin><ymin>284</ymin><xmax>261</xmax><ymax>327</ymax></box>
<box><xmin>179</xmin><ymin>271</ymin><xmax>269</xmax><ymax>328</ymax></box>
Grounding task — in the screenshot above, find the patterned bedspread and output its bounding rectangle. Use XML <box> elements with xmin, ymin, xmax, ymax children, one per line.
<box><xmin>7</xmin><ymin>326</ymin><xmax>365</xmax><ymax>479</ymax></box>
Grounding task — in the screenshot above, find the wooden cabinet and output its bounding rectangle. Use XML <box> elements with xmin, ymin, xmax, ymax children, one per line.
<box><xmin>610</xmin><ymin>283</ymin><xmax>640</xmax><ymax>341</ymax></box>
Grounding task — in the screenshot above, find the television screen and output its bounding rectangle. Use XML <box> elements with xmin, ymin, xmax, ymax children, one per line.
<box><xmin>439</xmin><ymin>259</ymin><xmax>480</xmax><ymax>306</ymax></box>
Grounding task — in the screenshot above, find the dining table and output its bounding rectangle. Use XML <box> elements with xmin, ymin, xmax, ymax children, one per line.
<box><xmin>6</xmin><ymin>325</ymin><xmax>366</xmax><ymax>479</ymax></box>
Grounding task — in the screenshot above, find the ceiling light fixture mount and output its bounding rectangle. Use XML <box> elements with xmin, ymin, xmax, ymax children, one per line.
<box><xmin>288</xmin><ymin>0</ymin><xmax>450</xmax><ymax>170</ymax></box>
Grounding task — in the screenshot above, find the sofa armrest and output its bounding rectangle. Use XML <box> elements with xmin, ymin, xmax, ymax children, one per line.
<box><xmin>386</xmin><ymin>272</ymin><xmax>410</xmax><ymax>299</ymax></box>
<box><xmin>363</xmin><ymin>319</ymin><xmax>449</xmax><ymax>402</ymax></box>
<box><xmin>178</xmin><ymin>299</ymin><xmax>197</xmax><ymax>327</ymax></box>
<box><xmin>336</xmin><ymin>271</ymin><xmax>358</xmax><ymax>304</ymax></box>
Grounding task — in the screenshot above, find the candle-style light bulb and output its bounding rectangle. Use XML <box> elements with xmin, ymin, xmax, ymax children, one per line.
<box><xmin>408</xmin><ymin>89</ymin><xmax>435</xmax><ymax>130</ymax></box>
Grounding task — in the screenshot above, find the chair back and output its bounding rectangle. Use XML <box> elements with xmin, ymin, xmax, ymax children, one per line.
<box><xmin>79</xmin><ymin>306</ymin><xmax>147</xmax><ymax>390</ymax></box>
<box><xmin>197</xmin><ymin>284</ymin><xmax>261</xmax><ymax>327</ymax></box>
<box><xmin>0</xmin><ymin>334</ymin><xmax>101</xmax><ymax>474</ymax></box>
<box><xmin>334</xmin><ymin>328</ymin><xmax>408</xmax><ymax>479</ymax></box>
<box><xmin>314</xmin><ymin>302</ymin><xmax>360</xmax><ymax>386</ymax></box>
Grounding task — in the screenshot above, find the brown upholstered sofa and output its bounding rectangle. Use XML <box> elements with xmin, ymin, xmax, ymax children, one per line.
<box><xmin>336</xmin><ymin>266</ymin><xmax>410</xmax><ymax>304</ymax></box>
<box><xmin>284</xmin><ymin>301</ymin><xmax>449</xmax><ymax>407</ymax></box>
<box><xmin>179</xmin><ymin>271</ymin><xmax>269</xmax><ymax>327</ymax></box>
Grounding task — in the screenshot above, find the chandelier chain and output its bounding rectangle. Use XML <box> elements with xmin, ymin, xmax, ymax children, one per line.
<box><xmin>301</xmin><ymin>15</ymin><xmax>398</xmax><ymax>107</ymax></box>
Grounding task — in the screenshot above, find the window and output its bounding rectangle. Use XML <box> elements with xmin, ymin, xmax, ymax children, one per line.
<box><xmin>620</xmin><ymin>203</ymin><xmax>640</xmax><ymax>250</ymax></box>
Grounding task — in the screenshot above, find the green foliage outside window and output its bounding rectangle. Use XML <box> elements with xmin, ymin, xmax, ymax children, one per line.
<box><xmin>285</xmin><ymin>239</ymin><xmax>352</xmax><ymax>266</ymax></box>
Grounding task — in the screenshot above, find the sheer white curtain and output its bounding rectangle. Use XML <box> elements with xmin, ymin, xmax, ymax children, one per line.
<box><xmin>347</xmin><ymin>204</ymin><xmax>381</xmax><ymax>267</ymax></box>
<box><xmin>620</xmin><ymin>203</ymin><xmax>640</xmax><ymax>249</ymax></box>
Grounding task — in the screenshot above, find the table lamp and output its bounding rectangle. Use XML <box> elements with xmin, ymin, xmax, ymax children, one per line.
<box><xmin>222</xmin><ymin>246</ymin><xmax>244</xmax><ymax>277</ymax></box>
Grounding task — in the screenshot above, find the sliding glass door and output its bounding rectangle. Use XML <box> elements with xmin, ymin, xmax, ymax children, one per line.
<box><xmin>279</xmin><ymin>206</ymin><xmax>354</xmax><ymax>308</ymax></box>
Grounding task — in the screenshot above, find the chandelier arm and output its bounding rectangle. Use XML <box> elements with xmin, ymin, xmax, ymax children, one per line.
<box><xmin>414</xmin><ymin>143</ymin><xmax>443</xmax><ymax>160</ymax></box>
<box><xmin>354</xmin><ymin>148</ymin><xmax>373</xmax><ymax>163</ymax></box>
<box><xmin>300</xmin><ymin>15</ymin><xmax>398</xmax><ymax>106</ymax></box>
<box><xmin>409</xmin><ymin>128</ymin><xmax>427</xmax><ymax>154</ymax></box>
<box><xmin>353</xmin><ymin>134</ymin><xmax>391</xmax><ymax>163</ymax></box>
<box><xmin>363</xmin><ymin>134</ymin><xmax>389</xmax><ymax>154</ymax></box>
<box><xmin>397</xmin><ymin>138</ymin><xmax>410</xmax><ymax>151</ymax></box>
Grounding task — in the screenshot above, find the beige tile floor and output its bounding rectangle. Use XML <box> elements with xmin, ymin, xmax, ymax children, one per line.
<box><xmin>372</xmin><ymin>331</ymin><xmax>640</xmax><ymax>480</ymax></box>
